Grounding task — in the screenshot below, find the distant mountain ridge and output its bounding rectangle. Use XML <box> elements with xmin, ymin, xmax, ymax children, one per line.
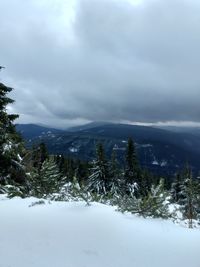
<box><xmin>16</xmin><ymin>124</ymin><xmax>64</xmax><ymax>140</ymax></box>
<box><xmin>16</xmin><ymin>122</ymin><xmax>200</xmax><ymax>176</ymax></box>
<box><xmin>67</xmin><ymin>121</ymin><xmax>113</xmax><ymax>132</ymax></box>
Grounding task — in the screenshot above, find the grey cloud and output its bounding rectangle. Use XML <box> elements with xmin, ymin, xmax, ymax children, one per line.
<box><xmin>1</xmin><ymin>0</ymin><xmax>200</xmax><ymax>128</ymax></box>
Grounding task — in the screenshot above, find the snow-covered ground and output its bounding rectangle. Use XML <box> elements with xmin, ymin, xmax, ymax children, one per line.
<box><xmin>0</xmin><ymin>196</ymin><xmax>200</xmax><ymax>267</ymax></box>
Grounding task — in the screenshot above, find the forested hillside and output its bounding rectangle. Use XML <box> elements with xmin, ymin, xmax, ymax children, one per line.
<box><xmin>17</xmin><ymin>123</ymin><xmax>200</xmax><ymax>177</ymax></box>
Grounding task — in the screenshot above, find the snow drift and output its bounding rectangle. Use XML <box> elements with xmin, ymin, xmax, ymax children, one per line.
<box><xmin>0</xmin><ymin>196</ymin><xmax>199</xmax><ymax>267</ymax></box>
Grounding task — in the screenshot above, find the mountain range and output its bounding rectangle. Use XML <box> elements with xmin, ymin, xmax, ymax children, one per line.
<box><xmin>16</xmin><ymin>122</ymin><xmax>200</xmax><ymax>177</ymax></box>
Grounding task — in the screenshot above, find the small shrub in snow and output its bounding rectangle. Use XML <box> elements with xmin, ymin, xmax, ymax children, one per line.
<box><xmin>29</xmin><ymin>200</ymin><xmax>46</xmax><ymax>207</ymax></box>
<box><xmin>28</xmin><ymin>158</ymin><xmax>66</xmax><ymax>198</ymax></box>
<box><xmin>118</xmin><ymin>179</ymin><xmax>170</xmax><ymax>219</ymax></box>
<box><xmin>3</xmin><ymin>184</ymin><xmax>26</xmax><ymax>198</ymax></box>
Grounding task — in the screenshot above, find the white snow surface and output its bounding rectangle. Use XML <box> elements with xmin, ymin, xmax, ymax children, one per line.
<box><xmin>0</xmin><ymin>196</ymin><xmax>200</xmax><ymax>267</ymax></box>
<box><xmin>69</xmin><ymin>147</ymin><xmax>78</xmax><ymax>153</ymax></box>
<box><xmin>152</xmin><ymin>160</ymin><xmax>159</xmax><ymax>165</ymax></box>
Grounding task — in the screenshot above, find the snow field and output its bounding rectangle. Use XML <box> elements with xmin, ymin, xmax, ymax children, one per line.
<box><xmin>0</xmin><ymin>196</ymin><xmax>199</xmax><ymax>267</ymax></box>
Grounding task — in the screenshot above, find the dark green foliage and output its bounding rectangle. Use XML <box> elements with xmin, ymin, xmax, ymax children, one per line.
<box><xmin>0</xmin><ymin>183</ymin><xmax>28</xmax><ymax>198</ymax></box>
<box><xmin>0</xmin><ymin>81</ymin><xmax>26</xmax><ymax>184</ymax></box>
<box><xmin>28</xmin><ymin>158</ymin><xmax>64</xmax><ymax>197</ymax></box>
<box><xmin>61</xmin><ymin>157</ymin><xmax>76</xmax><ymax>182</ymax></box>
<box><xmin>31</xmin><ymin>142</ymin><xmax>49</xmax><ymax>170</ymax></box>
<box><xmin>171</xmin><ymin>173</ymin><xmax>183</xmax><ymax>202</ymax></box>
<box><xmin>124</xmin><ymin>138</ymin><xmax>141</xmax><ymax>182</ymax></box>
<box><xmin>74</xmin><ymin>159</ymin><xmax>89</xmax><ymax>186</ymax></box>
<box><xmin>55</xmin><ymin>154</ymin><xmax>65</xmax><ymax>173</ymax></box>
<box><xmin>87</xmin><ymin>143</ymin><xmax>111</xmax><ymax>194</ymax></box>
<box><xmin>109</xmin><ymin>150</ymin><xmax>123</xmax><ymax>194</ymax></box>
<box><xmin>178</xmin><ymin>166</ymin><xmax>200</xmax><ymax>228</ymax></box>
<box><xmin>54</xmin><ymin>155</ymin><xmax>89</xmax><ymax>185</ymax></box>
<box><xmin>118</xmin><ymin>179</ymin><xmax>170</xmax><ymax>219</ymax></box>
<box><xmin>139</xmin><ymin>179</ymin><xmax>170</xmax><ymax>218</ymax></box>
<box><xmin>123</xmin><ymin>138</ymin><xmax>143</xmax><ymax>197</ymax></box>
<box><xmin>139</xmin><ymin>169</ymin><xmax>154</xmax><ymax>197</ymax></box>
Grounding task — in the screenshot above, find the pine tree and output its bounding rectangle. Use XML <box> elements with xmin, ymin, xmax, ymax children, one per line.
<box><xmin>179</xmin><ymin>166</ymin><xmax>200</xmax><ymax>228</ymax></box>
<box><xmin>74</xmin><ymin>159</ymin><xmax>88</xmax><ymax>186</ymax></box>
<box><xmin>118</xmin><ymin>179</ymin><xmax>169</xmax><ymax>218</ymax></box>
<box><xmin>139</xmin><ymin>169</ymin><xmax>154</xmax><ymax>197</ymax></box>
<box><xmin>87</xmin><ymin>143</ymin><xmax>110</xmax><ymax>194</ymax></box>
<box><xmin>29</xmin><ymin>158</ymin><xmax>63</xmax><ymax>197</ymax></box>
<box><xmin>55</xmin><ymin>154</ymin><xmax>65</xmax><ymax>173</ymax></box>
<box><xmin>124</xmin><ymin>138</ymin><xmax>140</xmax><ymax>196</ymax></box>
<box><xmin>109</xmin><ymin>150</ymin><xmax>122</xmax><ymax>194</ymax></box>
<box><xmin>61</xmin><ymin>158</ymin><xmax>76</xmax><ymax>182</ymax></box>
<box><xmin>0</xmin><ymin>77</ymin><xmax>25</xmax><ymax>184</ymax></box>
<box><xmin>32</xmin><ymin>142</ymin><xmax>49</xmax><ymax>170</ymax></box>
<box><xmin>139</xmin><ymin>178</ymin><xmax>170</xmax><ymax>218</ymax></box>
<box><xmin>171</xmin><ymin>173</ymin><xmax>183</xmax><ymax>202</ymax></box>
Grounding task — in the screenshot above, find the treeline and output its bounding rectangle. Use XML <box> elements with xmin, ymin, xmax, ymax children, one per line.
<box><xmin>0</xmin><ymin>76</ymin><xmax>200</xmax><ymax>228</ymax></box>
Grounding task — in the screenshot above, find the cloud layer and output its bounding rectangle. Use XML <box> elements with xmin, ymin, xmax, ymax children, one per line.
<box><xmin>1</xmin><ymin>0</ymin><xmax>200</xmax><ymax>128</ymax></box>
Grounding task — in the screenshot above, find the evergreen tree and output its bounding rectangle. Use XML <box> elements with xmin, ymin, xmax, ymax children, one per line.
<box><xmin>139</xmin><ymin>178</ymin><xmax>170</xmax><ymax>218</ymax></box>
<box><xmin>124</xmin><ymin>138</ymin><xmax>140</xmax><ymax>195</ymax></box>
<box><xmin>139</xmin><ymin>169</ymin><xmax>154</xmax><ymax>197</ymax></box>
<box><xmin>178</xmin><ymin>166</ymin><xmax>200</xmax><ymax>228</ymax></box>
<box><xmin>171</xmin><ymin>173</ymin><xmax>183</xmax><ymax>202</ymax></box>
<box><xmin>109</xmin><ymin>150</ymin><xmax>122</xmax><ymax>194</ymax></box>
<box><xmin>60</xmin><ymin>157</ymin><xmax>76</xmax><ymax>182</ymax></box>
<box><xmin>32</xmin><ymin>142</ymin><xmax>49</xmax><ymax>171</ymax></box>
<box><xmin>0</xmin><ymin>77</ymin><xmax>25</xmax><ymax>184</ymax></box>
<box><xmin>118</xmin><ymin>178</ymin><xmax>170</xmax><ymax>219</ymax></box>
<box><xmin>87</xmin><ymin>143</ymin><xmax>110</xmax><ymax>194</ymax></box>
<box><xmin>74</xmin><ymin>159</ymin><xmax>89</xmax><ymax>186</ymax></box>
<box><xmin>111</xmin><ymin>150</ymin><xmax>120</xmax><ymax>178</ymax></box>
<box><xmin>55</xmin><ymin>154</ymin><xmax>65</xmax><ymax>173</ymax></box>
<box><xmin>29</xmin><ymin>158</ymin><xmax>63</xmax><ymax>197</ymax></box>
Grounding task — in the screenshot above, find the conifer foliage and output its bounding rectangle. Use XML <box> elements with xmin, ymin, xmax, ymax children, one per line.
<box><xmin>87</xmin><ymin>143</ymin><xmax>111</xmax><ymax>194</ymax></box>
<box><xmin>124</xmin><ymin>138</ymin><xmax>138</xmax><ymax>184</ymax></box>
<box><xmin>178</xmin><ymin>167</ymin><xmax>200</xmax><ymax>228</ymax></box>
<box><xmin>0</xmin><ymin>79</ymin><xmax>25</xmax><ymax>184</ymax></box>
<box><xmin>29</xmin><ymin>158</ymin><xmax>64</xmax><ymax>198</ymax></box>
<box><xmin>124</xmin><ymin>138</ymin><xmax>141</xmax><ymax>196</ymax></box>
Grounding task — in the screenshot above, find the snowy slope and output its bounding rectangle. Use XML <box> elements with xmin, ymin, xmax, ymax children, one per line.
<box><xmin>0</xmin><ymin>196</ymin><xmax>199</xmax><ymax>267</ymax></box>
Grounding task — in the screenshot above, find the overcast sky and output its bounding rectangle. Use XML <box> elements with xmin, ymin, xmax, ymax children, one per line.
<box><xmin>1</xmin><ymin>0</ymin><xmax>200</xmax><ymax>128</ymax></box>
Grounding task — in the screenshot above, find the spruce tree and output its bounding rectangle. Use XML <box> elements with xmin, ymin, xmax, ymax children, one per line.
<box><xmin>29</xmin><ymin>158</ymin><xmax>63</xmax><ymax>197</ymax></box>
<box><xmin>32</xmin><ymin>142</ymin><xmax>49</xmax><ymax>170</ymax></box>
<box><xmin>171</xmin><ymin>173</ymin><xmax>183</xmax><ymax>203</ymax></box>
<box><xmin>87</xmin><ymin>143</ymin><xmax>110</xmax><ymax>194</ymax></box>
<box><xmin>124</xmin><ymin>138</ymin><xmax>140</xmax><ymax>196</ymax></box>
<box><xmin>55</xmin><ymin>154</ymin><xmax>65</xmax><ymax>173</ymax></box>
<box><xmin>139</xmin><ymin>178</ymin><xmax>170</xmax><ymax>218</ymax></box>
<box><xmin>74</xmin><ymin>159</ymin><xmax>88</xmax><ymax>186</ymax></box>
<box><xmin>0</xmin><ymin>74</ymin><xmax>25</xmax><ymax>184</ymax></box>
<box><xmin>179</xmin><ymin>166</ymin><xmax>200</xmax><ymax>228</ymax></box>
<box><xmin>62</xmin><ymin>158</ymin><xmax>76</xmax><ymax>182</ymax></box>
<box><xmin>109</xmin><ymin>150</ymin><xmax>122</xmax><ymax>194</ymax></box>
<box><xmin>118</xmin><ymin>178</ymin><xmax>170</xmax><ymax>218</ymax></box>
<box><xmin>139</xmin><ymin>169</ymin><xmax>153</xmax><ymax>197</ymax></box>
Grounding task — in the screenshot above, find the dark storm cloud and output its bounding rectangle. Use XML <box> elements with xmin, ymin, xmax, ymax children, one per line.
<box><xmin>1</xmin><ymin>0</ymin><xmax>200</xmax><ymax>128</ymax></box>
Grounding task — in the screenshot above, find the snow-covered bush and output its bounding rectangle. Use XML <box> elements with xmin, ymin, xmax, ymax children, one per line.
<box><xmin>118</xmin><ymin>179</ymin><xmax>170</xmax><ymax>219</ymax></box>
<box><xmin>27</xmin><ymin>158</ymin><xmax>66</xmax><ymax>198</ymax></box>
<box><xmin>0</xmin><ymin>184</ymin><xmax>26</xmax><ymax>198</ymax></box>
